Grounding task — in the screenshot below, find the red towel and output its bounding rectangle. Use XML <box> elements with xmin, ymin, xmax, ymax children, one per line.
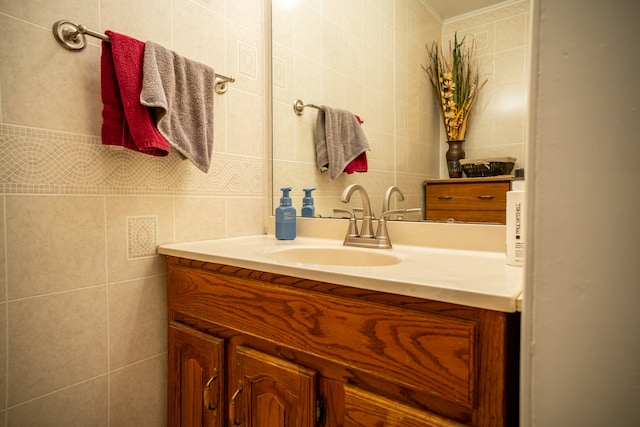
<box><xmin>100</xmin><ymin>31</ymin><xmax>169</xmax><ymax>156</ymax></box>
<box><xmin>344</xmin><ymin>152</ymin><xmax>368</xmax><ymax>174</ymax></box>
<box><xmin>344</xmin><ymin>114</ymin><xmax>368</xmax><ymax>174</ymax></box>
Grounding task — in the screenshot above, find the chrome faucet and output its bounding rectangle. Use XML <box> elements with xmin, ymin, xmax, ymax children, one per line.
<box><xmin>383</xmin><ymin>186</ymin><xmax>422</xmax><ymax>220</ymax></box>
<box><xmin>382</xmin><ymin>186</ymin><xmax>405</xmax><ymax>213</ymax></box>
<box><xmin>341</xmin><ymin>184</ymin><xmax>375</xmax><ymax>238</ymax></box>
<box><xmin>340</xmin><ymin>184</ymin><xmax>405</xmax><ymax>249</ymax></box>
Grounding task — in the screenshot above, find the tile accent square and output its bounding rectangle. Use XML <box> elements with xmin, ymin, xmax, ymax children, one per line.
<box><xmin>238</xmin><ymin>41</ymin><xmax>257</xmax><ymax>78</ymax></box>
<box><xmin>126</xmin><ymin>216</ymin><xmax>158</xmax><ymax>259</ymax></box>
<box><xmin>272</xmin><ymin>56</ymin><xmax>287</xmax><ymax>89</ymax></box>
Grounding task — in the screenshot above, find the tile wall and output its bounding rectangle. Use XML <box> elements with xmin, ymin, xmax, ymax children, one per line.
<box><xmin>271</xmin><ymin>0</ymin><xmax>441</xmax><ymax>218</ymax></box>
<box><xmin>0</xmin><ymin>0</ymin><xmax>266</xmax><ymax>425</ymax></box>
<box><xmin>0</xmin><ymin>0</ymin><xmax>529</xmax><ymax>424</ymax></box>
<box><xmin>271</xmin><ymin>0</ymin><xmax>530</xmax><ymax>217</ymax></box>
<box><xmin>442</xmin><ymin>0</ymin><xmax>531</xmax><ymax>172</ymax></box>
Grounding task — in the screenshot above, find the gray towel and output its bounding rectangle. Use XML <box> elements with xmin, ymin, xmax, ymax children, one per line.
<box><xmin>314</xmin><ymin>106</ymin><xmax>370</xmax><ymax>180</ymax></box>
<box><xmin>140</xmin><ymin>41</ymin><xmax>215</xmax><ymax>173</ymax></box>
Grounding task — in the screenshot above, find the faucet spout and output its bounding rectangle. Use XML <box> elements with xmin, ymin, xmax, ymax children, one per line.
<box><xmin>383</xmin><ymin>186</ymin><xmax>405</xmax><ymax>213</ymax></box>
<box><xmin>341</xmin><ymin>184</ymin><xmax>375</xmax><ymax>237</ymax></box>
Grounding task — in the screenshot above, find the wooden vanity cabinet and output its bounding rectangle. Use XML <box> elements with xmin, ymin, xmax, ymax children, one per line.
<box><xmin>166</xmin><ymin>256</ymin><xmax>520</xmax><ymax>427</ymax></box>
<box><xmin>168</xmin><ymin>322</ymin><xmax>224</xmax><ymax>427</ymax></box>
<box><xmin>424</xmin><ymin>177</ymin><xmax>512</xmax><ymax>223</ymax></box>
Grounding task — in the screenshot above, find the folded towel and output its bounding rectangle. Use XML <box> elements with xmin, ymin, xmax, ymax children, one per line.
<box><xmin>100</xmin><ymin>31</ymin><xmax>169</xmax><ymax>156</ymax></box>
<box><xmin>314</xmin><ymin>106</ymin><xmax>370</xmax><ymax>180</ymax></box>
<box><xmin>140</xmin><ymin>41</ymin><xmax>215</xmax><ymax>173</ymax></box>
<box><xmin>344</xmin><ymin>152</ymin><xmax>368</xmax><ymax>174</ymax></box>
<box><xmin>344</xmin><ymin>114</ymin><xmax>368</xmax><ymax>174</ymax></box>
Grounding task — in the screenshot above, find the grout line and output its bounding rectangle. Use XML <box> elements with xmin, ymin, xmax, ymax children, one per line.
<box><xmin>4</xmin><ymin>373</ymin><xmax>110</xmax><ymax>412</ymax></box>
<box><xmin>2</xmin><ymin>195</ymin><xmax>9</xmax><ymax>417</ymax></box>
<box><xmin>102</xmin><ymin>194</ymin><xmax>111</xmax><ymax>427</ymax></box>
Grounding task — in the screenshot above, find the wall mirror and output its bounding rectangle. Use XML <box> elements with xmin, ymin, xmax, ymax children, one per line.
<box><xmin>271</xmin><ymin>0</ymin><xmax>531</xmax><ymax>222</ymax></box>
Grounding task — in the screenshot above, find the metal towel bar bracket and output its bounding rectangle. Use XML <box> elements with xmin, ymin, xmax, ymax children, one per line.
<box><xmin>293</xmin><ymin>99</ymin><xmax>364</xmax><ymax>123</ymax></box>
<box><xmin>293</xmin><ymin>99</ymin><xmax>322</xmax><ymax>116</ymax></box>
<box><xmin>52</xmin><ymin>20</ymin><xmax>235</xmax><ymax>94</ymax></box>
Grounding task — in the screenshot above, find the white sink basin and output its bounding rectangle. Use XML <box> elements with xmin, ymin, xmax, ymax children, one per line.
<box><xmin>157</xmin><ymin>235</ymin><xmax>523</xmax><ymax>312</ymax></box>
<box><xmin>265</xmin><ymin>246</ymin><xmax>402</xmax><ymax>266</ymax></box>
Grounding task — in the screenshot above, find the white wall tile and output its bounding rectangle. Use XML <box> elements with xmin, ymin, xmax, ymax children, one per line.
<box><xmin>108</xmin><ymin>276</ymin><xmax>167</xmax><ymax>369</ymax></box>
<box><xmin>0</xmin><ymin>304</ymin><xmax>5</xmax><ymax>411</ymax></box>
<box><xmin>110</xmin><ymin>355</ymin><xmax>167</xmax><ymax>427</ymax></box>
<box><xmin>0</xmin><ymin>0</ymin><xmax>100</xmax><ymax>33</ymax></box>
<box><xmin>172</xmin><ymin>0</ymin><xmax>226</xmax><ymax>68</ymax></box>
<box><xmin>7</xmin><ymin>376</ymin><xmax>108</xmax><ymax>427</ymax></box>
<box><xmin>8</xmin><ymin>288</ymin><xmax>108</xmax><ymax>405</ymax></box>
<box><xmin>226</xmin><ymin>20</ymin><xmax>265</xmax><ymax>96</ymax></box>
<box><xmin>0</xmin><ymin>16</ymin><xmax>102</xmax><ymax>135</ymax></box>
<box><xmin>174</xmin><ymin>197</ymin><xmax>228</xmax><ymax>242</ymax></box>
<box><xmin>0</xmin><ymin>0</ymin><xmax>267</xmax><ymax>420</ymax></box>
<box><xmin>105</xmin><ymin>196</ymin><xmax>173</xmax><ymax>283</ymax></box>
<box><xmin>101</xmin><ymin>0</ymin><xmax>172</xmax><ymax>46</ymax></box>
<box><xmin>6</xmin><ymin>195</ymin><xmax>106</xmax><ymax>299</ymax></box>
<box><xmin>0</xmin><ymin>197</ymin><xmax>5</xmax><ymax>303</ymax></box>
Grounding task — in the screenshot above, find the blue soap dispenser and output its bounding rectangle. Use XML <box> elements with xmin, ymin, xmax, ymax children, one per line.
<box><xmin>301</xmin><ymin>188</ymin><xmax>316</xmax><ymax>218</ymax></box>
<box><xmin>275</xmin><ymin>187</ymin><xmax>296</xmax><ymax>240</ymax></box>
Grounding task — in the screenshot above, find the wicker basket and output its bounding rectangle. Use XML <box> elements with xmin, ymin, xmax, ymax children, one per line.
<box><xmin>459</xmin><ymin>157</ymin><xmax>516</xmax><ymax>178</ymax></box>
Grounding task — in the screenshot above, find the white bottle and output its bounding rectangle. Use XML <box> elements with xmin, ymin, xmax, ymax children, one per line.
<box><xmin>506</xmin><ymin>169</ymin><xmax>526</xmax><ymax>266</ymax></box>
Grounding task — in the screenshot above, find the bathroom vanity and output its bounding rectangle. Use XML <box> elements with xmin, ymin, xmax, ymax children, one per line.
<box><xmin>159</xmin><ymin>233</ymin><xmax>522</xmax><ymax>427</ymax></box>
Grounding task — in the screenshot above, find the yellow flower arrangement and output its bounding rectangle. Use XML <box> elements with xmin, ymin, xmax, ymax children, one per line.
<box><xmin>424</xmin><ymin>33</ymin><xmax>487</xmax><ymax>141</ymax></box>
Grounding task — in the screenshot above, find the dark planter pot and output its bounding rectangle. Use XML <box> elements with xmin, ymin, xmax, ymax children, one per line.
<box><xmin>446</xmin><ymin>140</ymin><xmax>466</xmax><ymax>178</ymax></box>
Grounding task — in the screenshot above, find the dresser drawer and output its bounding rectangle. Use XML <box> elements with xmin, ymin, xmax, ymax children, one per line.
<box><xmin>427</xmin><ymin>182</ymin><xmax>508</xmax><ymax>210</ymax></box>
<box><xmin>425</xmin><ymin>178</ymin><xmax>511</xmax><ymax>223</ymax></box>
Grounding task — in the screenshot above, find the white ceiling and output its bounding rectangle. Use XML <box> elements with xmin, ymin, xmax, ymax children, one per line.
<box><xmin>426</xmin><ymin>0</ymin><xmax>509</xmax><ymax>20</ymax></box>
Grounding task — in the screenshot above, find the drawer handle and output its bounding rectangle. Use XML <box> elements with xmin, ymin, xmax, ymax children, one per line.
<box><xmin>203</xmin><ymin>369</ymin><xmax>218</xmax><ymax>411</ymax></box>
<box><xmin>438</xmin><ymin>195</ymin><xmax>453</xmax><ymax>200</ymax></box>
<box><xmin>477</xmin><ymin>195</ymin><xmax>495</xmax><ymax>200</ymax></box>
<box><xmin>229</xmin><ymin>380</ymin><xmax>243</xmax><ymax>425</ymax></box>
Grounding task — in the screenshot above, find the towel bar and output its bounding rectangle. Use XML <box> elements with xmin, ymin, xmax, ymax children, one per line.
<box><xmin>52</xmin><ymin>20</ymin><xmax>235</xmax><ymax>94</ymax></box>
<box><xmin>293</xmin><ymin>99</ymin><xmax>322</xmax><ymax>116</ymax></box>
<box><xmin>293</xmin><ymin>99</ymin><xmax>364</xmax><ymax>124</ymax></box>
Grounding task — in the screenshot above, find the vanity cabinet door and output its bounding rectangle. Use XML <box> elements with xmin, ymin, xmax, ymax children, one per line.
<box><xmin>230</xmin><ymin>345</ymin><xmax>317</xmax><ymax>427</ymax></box>
<box><xmin>168</xmin><ymin>321</ymin><xmax>224</xmax><ymax>427</ymax></box>
<box><xmin>344</xmin><ymin>385</ymin><xmax>466</xmax><ymax>427</ymax></box>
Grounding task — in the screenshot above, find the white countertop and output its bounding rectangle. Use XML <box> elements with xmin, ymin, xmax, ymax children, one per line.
<box><xmin>158</xmin><ymin>234</ymin><xmax>523</xmax><ymax>313</ymax></box>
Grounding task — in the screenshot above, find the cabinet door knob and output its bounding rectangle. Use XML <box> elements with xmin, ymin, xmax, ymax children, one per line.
<box><xmin>477</xmin><ymin>195</ymin><xmax>495</xmax><ymax>200</ymax></box>
<box><xmin>229</xmin><ymin>380</ymin><xmax>243</xmax><ymax>425</ymax></box>
<box><xmin>438</xmin><ymin>195</ymin><xmax>453</xmax><ymax>200</ymax></box>
<box><xmin>203</xmin><ymin>369</ymin><xmax>218</xmax><ymax>411</ymax></box>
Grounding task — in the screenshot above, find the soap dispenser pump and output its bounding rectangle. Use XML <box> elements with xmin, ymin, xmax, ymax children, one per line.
<box><xmin>301</xmin><ymin>188</ymin><xmax>316</xmax><ymax>218</ymax></box>
<box><xmin>275</xmin><ymin>187</ymin><xmax>296</xmax><ymax>240</ymax></box>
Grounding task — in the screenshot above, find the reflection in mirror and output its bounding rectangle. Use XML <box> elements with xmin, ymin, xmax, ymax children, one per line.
<box><xmin>271</xmin><ymin>0</ymin><xmax>531</xmax><ymax>221</ymax></box>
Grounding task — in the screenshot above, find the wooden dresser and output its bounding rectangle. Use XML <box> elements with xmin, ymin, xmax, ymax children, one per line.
<box><xmin>424</xmin><ymin>176</ymin><xmax>513</xmax><ymax>224</ymax></box>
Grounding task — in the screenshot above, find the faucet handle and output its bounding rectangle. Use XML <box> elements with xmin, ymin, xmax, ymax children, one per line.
<box><xmin>380</xmin><ymin>209</ymin><xmax>407</xmax><ymax>220</ymax></box>
<box><xmin>333</xmin><ymin>208</ymin><xmax>359</xmax><ymax>237</ymax></box>
<box><xmin>375</xmin><ymin>209</ymin><xmax>407</xmax><ymax>248</ymax></box>
<box><xmin>352</xmin><ymin>207</ymin><xmax>376</xmax><ymax>219</ymax></box>
<box><xmin>333</xmin><ymin>208</ymin><xmax>355</xmax><ymax>218</ymax></box>
<box><xmin>397</xmin><ymin>207</ymin><xmax>422</xmax><ymax>220</ymax></box>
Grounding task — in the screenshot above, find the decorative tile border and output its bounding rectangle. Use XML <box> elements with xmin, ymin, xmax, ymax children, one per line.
<box><xmin>0</xmin><ymin>124</ymin><xmax>264</xmax><ymax>196</ymax></box>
